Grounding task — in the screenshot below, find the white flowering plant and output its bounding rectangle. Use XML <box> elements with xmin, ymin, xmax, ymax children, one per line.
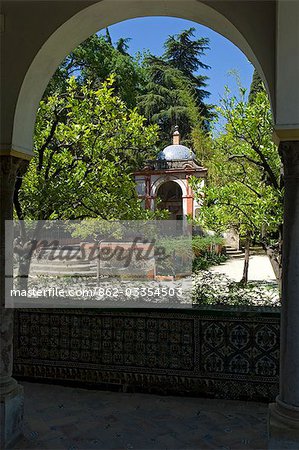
<box><xmin>192</xmin><ymin>271</ymin><xmax>280</xmax><ymax>307</ymax></box>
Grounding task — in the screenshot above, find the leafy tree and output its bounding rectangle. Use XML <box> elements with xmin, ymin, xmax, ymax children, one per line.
<box><xmin>104</xmin><ymin>27</ymin><xmax>113</xmax><ymax>45</ymax></box>
<box><xmin>138</xmin><ymin>57</ymin><xmax>195</xmax><ymax>144</ymax></box>
<box><xmin>16</xmin><ymin>77</ymin><xmax>159</xmax><ymax>223</ymax></box>
<box><xmin>45</xmin><ymin>33</ymin><xmax>144</xmax><ymax>108</ymax></box>
<box><xmin>104</xmin><ymin>27</ymin><xmax>132</xmax><ymax>55</ymax></box>
<box><xmin>115</xmin><ymin>37</ymin><xmax>132</xmax><ymax>55</ymax></box>
<box><xmin>45</xmin><ymin>28</ymin><xmax>212</xmax><ymax>149</ymax></box>
<box><xmin>163</xmin><ymin>27</ymin><xmax>211</xmax><ymax>111</ymax></box>
<box><xmin>190</xmin><ymin>126</ymin><xmax>214</xmax><ymax>168</ymax></box>
<box><xmin>138</xmin><ymin>28</ymin><xmax>212</xmax><ymax>145</ymax></box>
<box><xmin>191</xmin><ymin>85</ymin><xmax>283</xmax><ymax>284</ymax></box>
<box><xmin>13</xmin><ymin>77</ymin><xmax>162</xmax><ymax>286</ymax></box>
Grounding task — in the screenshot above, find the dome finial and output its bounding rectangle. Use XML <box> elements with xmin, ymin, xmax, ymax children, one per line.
<box><xmin>173</xmin><ymin>125</ymin><xmax>180</xmax><ymax>145</ymax></box>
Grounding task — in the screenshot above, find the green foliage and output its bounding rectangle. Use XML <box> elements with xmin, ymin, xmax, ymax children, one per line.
<box><xmin>190</xmin><ymin>87</ymin><xmax>283</xmax><ymax>244</ymax></box>
<box><xmin>45</xmin><ymin>27</ymin><xmax>214</xmax><ymax>150</ymax></box>
<box><xmin>137</xmin><ymin>28</ymin><xmax>213</xmax><ymax>145</ymax></box>
<box><xmin>192</xmin><ymin>253</ymin><xmax>228</xmax><ymax>271</ymax></box>
<box><xmin>157</xmin><ymin>235</ymin><xmax>224</xmax><ymax>257</ymax></box>
<box><xmin>192</xmin><ymin>235</ymin><xmax>224</xmax><ymax>253</ymax></box>
<box><xmin>163</xmin><ymin>27</ymin><xmax>211</xmax><ymax>114</ymax></box>
<box><xmin>45</xmin><ymin>33</ymin><xmax>145</xmax><ymax>108</ymax></box>
<box><xmin>155</xmin><ymin>236</ymin><xmax>226</xmax><ymax>275</ymax></box>
<box><xmin>191</xmin><ymin>126</ymin><xmax>214</xmax><ymax>167</ymax></box>
<box><xmin>153</xmin><ymin>237</ymin><xmax>192</xmax><ymax>276</ymax></box>
<box><xmin>192</xmin><ymin>235</ymin><xmax>226</xmax><ymax>272</ymax></box>
<box><xmin>69</xmin><ymin>220</ymin><xmax>125</xmax><ymax>242</ymax></box>
<box><xmin>158</xmin><ymin>236</ymin><xmax>193</xmax><ymax>257</ymax></box>
<box><xmin>193</xmin><ymin>271</ymin><xmax>279</xmax><ymax>307</ymax></box>
<box><xmin>17</xmin><ymin>77</ymin><xmax>161</xmax><ymax>224</ymax></box>
<box><xmin>164</xmin><ymin>28</ymin><xmax>207</xmax><ymax>66</ymax></box>
<box><xmin>248</xmin><ymin>68</ymin><xmax>264</xmax><ymax>104</ymax></box>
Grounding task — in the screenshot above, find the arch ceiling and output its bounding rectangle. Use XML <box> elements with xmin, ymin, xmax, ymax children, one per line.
<box><xmin>7</xmin><ymin>0</ymin><xmax>277</xmax><ymax>155</ymax></box>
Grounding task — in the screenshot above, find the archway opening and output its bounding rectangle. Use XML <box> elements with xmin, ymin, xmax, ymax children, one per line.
<box><xmin>156</xmin><ymin>181</ymin><xmax>183</xmax><ymax>220</ymax></box>
<box><xmin>12</xmin><ymin>0</ymin><xmax>273</xmax><ymax>155</ymax></box>
<box><xmin>13</xmin><ymin>14</ymin><xmax>282</xmax><ymax>288</ymax></box>
<box><xmin>13</xmin><ymin>13</ymin><xmax>279</xmax><ymax>291</ymax></box>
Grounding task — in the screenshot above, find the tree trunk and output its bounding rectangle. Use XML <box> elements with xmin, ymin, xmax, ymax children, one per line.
<box><xmin>264</xmin><ymin>246</ymin><xmax>281</xmax><ymax>280</ymax></box>
<box><xmin>96</xmin><ymin>242</ymin><xmax>101</xmax><ymax>285</ymax></box>
<box><xmin>14</xmin><ymin>238</ymin><xmax>38</xmax><ymax>291</ymax></box>
<box><xmin>15</xmin><ymin>256</ymin><xmax>31</xmax><ymax>291</ymax></box>
<box><xmin>240</xmin><ymin>235</ymin><xmax>250</xmax><ymax>284</ymax></box>
<box><xmin>96</xmin><ymin>256</ymin><xmax>100</xmax><ymax>284</ymax></box>
<box><xmin>14</xmin><ymin>221</ymin><xmax>44</xmax><ymax>292</ymax></box>
<box><xmin>260</xmin><ymin>225</ymin><xmax>282</xmax><ymax>288</ymax></box>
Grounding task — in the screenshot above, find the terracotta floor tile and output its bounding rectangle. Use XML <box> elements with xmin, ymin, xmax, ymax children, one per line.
<box><xmin>13</xmin><ymin>382</ymin><xmax>269</xmax><ymax>450</ymax></box>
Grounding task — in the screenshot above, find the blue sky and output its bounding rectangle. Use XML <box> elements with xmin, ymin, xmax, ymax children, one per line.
<box><xmin>99</xmin><ymin>17</ymin><xmax>254</xmax><ymax>108</ymax></box>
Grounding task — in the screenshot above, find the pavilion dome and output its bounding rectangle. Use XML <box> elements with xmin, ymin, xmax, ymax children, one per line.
<box><xmin>157</xmin><ymin>144</ymin><xmax>195</xmax><ymax>161</ymax></box>
<box><xmin>156</xmin><ymin>126</ymin><xmax>195</xmax><ymax>161</ymax></box>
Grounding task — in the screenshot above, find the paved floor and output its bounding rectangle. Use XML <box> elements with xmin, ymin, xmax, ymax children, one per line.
<box><xmin>14</xmin><ymin>381</ymin><xmax>269</xmax><ymax>450</ymax></box>
<box><xmin>210</xmin><ymin>255</ymin><xmax>276</xmax><ymax>283</ymax></box>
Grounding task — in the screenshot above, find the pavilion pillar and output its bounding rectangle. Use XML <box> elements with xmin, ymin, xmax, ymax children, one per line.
<box><xmin>181</xmin><ymin>196</ymin><xmax>189</xmax><ymax>231</ymax></box>
<box><xmin>269</xmin><ymin>140</ymin><xmax>299</xmax><ymax>443</ymax></box>
<box><xmin>0</xmin><ymin>156</ymin><xmax>26</xmax><ymax>448</ymax></box>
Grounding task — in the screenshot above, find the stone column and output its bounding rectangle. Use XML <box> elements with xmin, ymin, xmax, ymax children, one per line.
<box><xmin>0</xmin><ymin>156</ymin><xmax>25</xmax><ymax>448</ymax></box>
<box><xmin>181</xmin><ymin>195</ymin><xmax>189</xmax><ymax>232</ymax></box>
<box><xmin>269</xmin><ymin>141</ymin><xmax>299</xmax><ymax>443</ymax></box>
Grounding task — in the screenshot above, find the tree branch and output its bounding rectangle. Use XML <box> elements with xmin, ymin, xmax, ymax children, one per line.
<box><xmin>251</xmin><ymin>143</ymin><xmax>280</xmax><ymax>190</ymax></box>
<box><xmin>38</xmin><ymin>116</ymin><xmax>59</xmax><ymax>172</ymax></box>
<box><xmin>229</xmin><ymin>154</ymin><xmax>263</xmax><ymax>167</ymax></box>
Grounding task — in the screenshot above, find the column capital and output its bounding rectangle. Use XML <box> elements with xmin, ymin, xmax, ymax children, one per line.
<box><xmin>0</xmin><ymin>155</ymin><xmax>28</xmax><ymax>181</ymax></box>
<box><xmin>279</xmin><ymin>140</ymin><xmax>299</xmax><ymax>180</ymax></box>
<box><xmin>273</xmin><ymin>128</ymin><xmax>299</xmax><ymax>144</ymax></box>
<box><xmin>0</xmin><ymin>144</ymin><xmax>33</xmax><ymax>161</ymax></box>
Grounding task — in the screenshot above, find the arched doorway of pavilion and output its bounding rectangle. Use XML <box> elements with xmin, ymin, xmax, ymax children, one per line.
<box><xmin>133</xmin><ymin>126</ymin><xmax>207</xmax><ymax>223</ymax></box>
<box><xmin>156</xmin><ymin>181</ymin><xmax>183</xmax><ymax>220</ymax></box>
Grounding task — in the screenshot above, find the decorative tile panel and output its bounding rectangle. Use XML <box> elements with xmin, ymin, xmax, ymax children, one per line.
<box><xmin>13</xmin><ymin>308</ymin><xmax>280</xmax><ymax>401</ymax></box>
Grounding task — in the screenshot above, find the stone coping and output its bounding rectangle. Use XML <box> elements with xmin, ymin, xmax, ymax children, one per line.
<box><xmin>16</xmin><ymin>305</ymin><xmax>281</xmax><ymax>317</ymax></box>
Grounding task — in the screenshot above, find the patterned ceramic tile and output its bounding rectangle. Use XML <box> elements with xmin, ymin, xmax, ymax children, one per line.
<box><xmin>13</xmin><ymin>309</ymin><xmax>280</xmax><ymax>402</ymax></box>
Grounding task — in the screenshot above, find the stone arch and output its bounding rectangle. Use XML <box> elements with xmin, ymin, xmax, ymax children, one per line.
<box><xmin>151</xmin><ymin>176</ymin><xmax>187</xmax><ymax>199</ymax></box>
<box><xmin>12</xmin><ymin>0</ymin><xmax>273</xmax><ymax>156</ymax></box>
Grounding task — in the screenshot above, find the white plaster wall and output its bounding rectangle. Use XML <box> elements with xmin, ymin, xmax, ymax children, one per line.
<box><xmin>275</xmin><ymin>0</ymin><xmax>299</xmax><ymax>131</ymax></box>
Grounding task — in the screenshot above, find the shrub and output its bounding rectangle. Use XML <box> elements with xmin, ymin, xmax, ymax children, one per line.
<box><xmin>192</xmin><ymin>271</ymin><xmax>280</xmax><ymax>307</ymax></box>
<box><xmin>192</xmin><ymin>252</ymin><xmax>228</xmax><ymax>271</ymax></box>
<box><xmin>156</xmin><ymin>236</ymin><xmax>227</xmax><ymax>275</ymax></box>
<box><xmin>158</xmin><ymin>236</ymin><xmax>193</xmax><ymax>257</ymax></box>
<box><xmin>192</xmin><ymin>235</ymin><xmax>224</xmax><ymax>256</ymax></box>
<box><xmin>156</xmin><ymin>237</ymin><xmax>193</xmax><ymax>276</ymax></box>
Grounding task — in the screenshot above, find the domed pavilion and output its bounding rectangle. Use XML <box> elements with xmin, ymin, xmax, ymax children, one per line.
<box><xmin>134</xmin><ymin>126</ymin><xmax>207</xmax><ymax>221</ymax></box>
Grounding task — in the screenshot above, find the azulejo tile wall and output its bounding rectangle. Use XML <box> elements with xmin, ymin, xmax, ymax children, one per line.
<box><xmin>13</xmin><ymin>308</ymin><xmax>280</xmax><ymax>401</ymax></box>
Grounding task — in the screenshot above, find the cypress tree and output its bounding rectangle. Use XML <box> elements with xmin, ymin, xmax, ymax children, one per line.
<box><xmin>248</xmin><ymin>68</ymin><xmax>264</xmax><ymax>103</ymax></box>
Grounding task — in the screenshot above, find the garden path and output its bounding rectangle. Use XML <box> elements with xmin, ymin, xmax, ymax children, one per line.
<box><xmin>210</xmin><ymin>255</ymin><xmax>277</xmax><ymax>283</ymax></box>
